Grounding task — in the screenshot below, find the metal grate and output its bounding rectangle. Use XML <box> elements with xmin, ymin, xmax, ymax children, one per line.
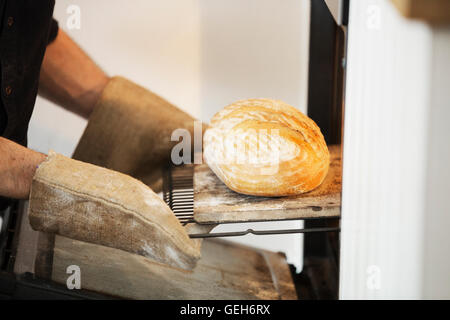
<box><xmin>163</xmin><ymin>165</ymin><xmax>340</xmax><ymax>238</ymax></box>
<box><xmin>163</xmin><ymin>165</ymin><xmax>195</xmax><ymax>225</ymax></box>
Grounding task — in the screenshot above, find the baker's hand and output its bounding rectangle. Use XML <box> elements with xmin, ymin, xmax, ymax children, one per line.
<box><xmin>29</xmin><ymin>151</ymin><xmax>201</xmax><ymax>270</ymax></box>
<box><xmin>0</xmin><ymin>137</ymin><xmax>46</xmax><ymax>201</ymax></box>
<box><xmin>72</xmin><ymin>76</ymin><xmax>207</xmax><ymax>191</ymax></box>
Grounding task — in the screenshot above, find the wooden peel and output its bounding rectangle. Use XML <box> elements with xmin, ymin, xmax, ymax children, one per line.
<box><xmin>193</xmin><ymin>145</ymin><xmax>342</xmax><ymax>224</ymax></box>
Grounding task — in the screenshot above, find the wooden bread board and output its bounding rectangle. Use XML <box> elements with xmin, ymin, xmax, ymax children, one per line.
<box><xmin>35</xmin><ymin>235</ymin><xmax>297</xmax><ymax>300</ymax></box>
<box><xmin>194</xmin><ymin>145</ymin><xmax>342</xmax><ymax>224</ymax></box>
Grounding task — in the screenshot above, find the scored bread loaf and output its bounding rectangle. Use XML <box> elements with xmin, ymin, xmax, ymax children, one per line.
<box><xmin>203</xmin><ymin>99</ymin><xmax>330</xmax><ymax>196</ymax></box>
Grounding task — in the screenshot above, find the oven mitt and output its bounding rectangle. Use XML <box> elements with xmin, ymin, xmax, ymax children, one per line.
<box><xmin>73</xmin><ymin>76</ymin><xmax>207</xmax><ymax>192</ymax></box>
<box><xmin>28</xmin><ymin>151</ymin><xmax>201</xmax><ymax>270</ymax></box>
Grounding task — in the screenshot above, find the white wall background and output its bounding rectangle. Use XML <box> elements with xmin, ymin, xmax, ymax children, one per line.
<box><xmin>28</xmin><ymin>0</ymin><xmax>311</xmax><ymax>270</ymax></box>
<box><xmin>340</xmin><ymin>0</ymin><xmax>450</xmax><ymax>299</ymax></box>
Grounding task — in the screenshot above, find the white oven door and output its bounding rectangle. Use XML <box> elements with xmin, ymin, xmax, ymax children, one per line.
<box><xmin>340</xmin><ymin>0</ymin><xmax>450</xmax><ymax>299</ymax></box>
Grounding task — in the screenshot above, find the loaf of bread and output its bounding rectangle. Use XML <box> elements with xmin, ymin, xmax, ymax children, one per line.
<box><xmin>203</xmin><ymin>99</ymin><xmax>330</xmax><ymax>196</ymax></box>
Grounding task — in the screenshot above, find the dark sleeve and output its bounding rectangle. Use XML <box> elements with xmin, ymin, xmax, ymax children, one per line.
<box><xmin>47</xmin><ymin>18</ymin><xmax>59</xmax><ymax>45</ymax></box>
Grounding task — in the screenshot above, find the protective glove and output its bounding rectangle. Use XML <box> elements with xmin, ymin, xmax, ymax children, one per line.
<box><xmin>73</xmin><ymin>76</ymin><xmax>206</xmax><ymax>191</ymax></box>
<box><xmin>29</xmin><ymin>151</ymin><xmax>201</xmax><ymax>270</ymax></box>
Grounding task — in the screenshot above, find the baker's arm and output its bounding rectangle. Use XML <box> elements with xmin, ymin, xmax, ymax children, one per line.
<box><xmin>38</xmin><ymin>29</ymin><xmax>205</xmax><ymax>185</ymax></box>
<box><xmin>0</xmin><ymin>137</ymin><xmax>46</xmax><ymax>199</ymax></box>
<box><xmin>38</xmin><ymin>29</ymin><xmax>109</xmax><ymax>119</ymax></box>
<box><xmin>1</xmin><ymin>28</ymin><xmax>102</xmax><ymax>199</ymax></box>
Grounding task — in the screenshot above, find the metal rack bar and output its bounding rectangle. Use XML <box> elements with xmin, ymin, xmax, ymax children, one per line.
<box><xmin>189</xmin><ymin>226</ymin><xmax>340</xmax><ymax>239</ymax></box>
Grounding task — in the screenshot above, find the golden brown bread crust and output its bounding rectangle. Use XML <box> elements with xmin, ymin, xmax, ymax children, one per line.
<box><xmin>203</xmin><ymin>99</ymin><xmax>330</xmax><ymax>196</ymax></box>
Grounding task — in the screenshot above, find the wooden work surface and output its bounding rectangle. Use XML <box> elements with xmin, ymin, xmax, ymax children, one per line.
<box><xmin>34</xmin><ymin>235</ymin><xmax>297</xmax><ymax>300</ymax></box>
<box><xmin>391</xmin><ymin>0</ymin><xmax>450</xmax><ymax>24</ymax></box>
<box><xmin>194</xmin><ymin>145</ymin><xmax>342</xmax><ymax>224</ymax></box>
